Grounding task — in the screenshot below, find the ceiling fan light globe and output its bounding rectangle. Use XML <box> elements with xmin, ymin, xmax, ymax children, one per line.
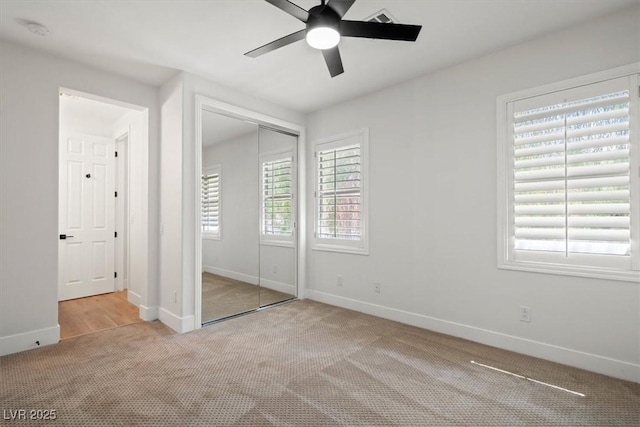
<box><xmin>306</xmin><ymin>27</ymin><xmax>340</xmax><ymax>50</ymax></box>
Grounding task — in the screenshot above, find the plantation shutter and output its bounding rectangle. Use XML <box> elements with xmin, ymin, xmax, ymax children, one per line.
<box><xmin>511</xmin><ymin>78</ymin><xmax>631</xmax><ymax>258</ymax></box>
<box><xmin>262</xmin><ymin>156</ymin><xmax>293</xmax><ymax>236</ymax></box>
<box><xmin>316</xmin><ymin>144</ymin><xmax>361</xmax><ymax>240</ymax></box>
<box><xmin>202</xmin><ymin>169</ymin><xmax>220</xmax><ymax>235</ymax></box>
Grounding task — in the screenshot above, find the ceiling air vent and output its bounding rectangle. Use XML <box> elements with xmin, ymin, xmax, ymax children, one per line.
<box><xmin>366</xmin><ymin>9</ymin><xmax>398</xmax><ymax>24</ymax></box>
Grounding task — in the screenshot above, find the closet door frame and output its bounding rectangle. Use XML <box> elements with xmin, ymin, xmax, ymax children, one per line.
<box><xmin>194</xmin><ymin>95</ymin><xmax>306</xmax><ymax>328</ymax></box>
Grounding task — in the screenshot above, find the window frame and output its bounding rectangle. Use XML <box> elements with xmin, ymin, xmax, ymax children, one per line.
<box><xmin>312</xmin><ymin>128</ymin><xmax>369</xmax><ymax>255</ymax></box>
<box><xmin>260</xmin><ymin>149</ymin><xmax>296</xmax><ymax>247</ymax></box>
<box><xmin>202</xmin><ymin>164</ymin><xmax>221</xmax><ymax>241</ymax></box>
<box><xmin>497</xmin><ymin>64</ymin><xmax>640</xmax><ymax>282</ymax></box>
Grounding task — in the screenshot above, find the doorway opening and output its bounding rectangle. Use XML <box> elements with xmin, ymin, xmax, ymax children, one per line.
<box><xmin>57</xmin><ymin>90</ymin><xmax>144</xmax><ymax>339</ymax></box>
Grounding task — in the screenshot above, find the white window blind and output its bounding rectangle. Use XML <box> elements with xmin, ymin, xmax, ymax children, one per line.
<box><xmin>513</xmin><ymin>88</ymin><xmax>630</xmax><ymax>257</ymax></box>
<box><xmin>317</xmin><ymin>144</ymin><xmax>362</xmax><ymax>240</ymax></box>
<box><xmin>202</xmin><ymin>166</ymin><xmax>220</xmax><ymax>238</ymax></box>
<box><xmin>498</xmin><ymin>69</ymin><xmax>640</xmax><ymax>281</ymax></box>
<box><xmin>262</xmin><ymin>156</ymin><xmax>293</xmax><ymax>237</ymax></box>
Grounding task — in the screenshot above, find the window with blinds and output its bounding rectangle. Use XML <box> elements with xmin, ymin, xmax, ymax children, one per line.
<box><xmin>262</xmin><ymin>156</ymin><xmax>293</xmax><ymax>238</ymax></box>
<box><xmin>513</xmin><ymin>89</ymin><xmax>630</xmax><ymax>256</ymax></box>
<box><xmin>317</xmin><ymin>144</ymin><xmax>361</xmax><ymax>240</ymax></box>
<box><xmin>499</xmin><ymin>70</ymin><xmax>639</xmax><ymax>281</ymax></box>
<box><xmin>202</xmin><ymin>166</ymin><xmax>220</xmax><ymax>238</ymax></box>
<box><xmin>313</xmin><ymin>129</ymin><xmax>369</xmax><ymax>254</ymax></box>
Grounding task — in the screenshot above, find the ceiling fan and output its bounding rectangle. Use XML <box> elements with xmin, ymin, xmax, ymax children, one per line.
<box><xmin>245</xmin><ymin>0</ymin><xmax>422</xmax><ymax>77</ymax></box>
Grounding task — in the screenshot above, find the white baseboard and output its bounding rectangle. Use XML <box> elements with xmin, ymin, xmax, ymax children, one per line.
<box><xmin>127</xmin><ymin>290</ymin><xmax>158</xmax><ymax>321</ymax></box>
<box><xmin>203</xmin><ymin>265</ymin><xmax>258</xmax><ymax>285</ymax></box>
<box><xmin>0</xmin><ymin>325</ymin><xmax>60</xmax><ymax>356</ymax></box>
<box><xmin>128</xmin><ymin>290</ymin><xmax>142</xmax><ymax>306</ymax></box>
<box><xmin>139</xmin><ymin>305</ymin><xmax>159</xmax><ymax>321</ymax></box>
<box><xmin>158</xmin><ymin>307</ymin><xmax>195</xmax><ymax>333</ymax></box>
<box><xmin>306</xmin><ymin>290</ymin><xmax>640</xmax><ymax>383</ymax></box>
<box><xmin>259</xmin><ymin>278</ymin><xmax>296</xmax><ymax>295</ymax></box>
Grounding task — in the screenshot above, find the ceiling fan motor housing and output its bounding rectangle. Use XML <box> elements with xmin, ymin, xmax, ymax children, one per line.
<box><xmin>306</xmin><ymin>5</ymin><xmax>341</xmax><ymax>35</ymax></box>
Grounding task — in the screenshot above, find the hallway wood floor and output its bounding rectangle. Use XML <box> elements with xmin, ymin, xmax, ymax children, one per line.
<box><xmin>58</xmin><ymin>290</ymin><xmax>142</xmax><ymax>340</ymax></box>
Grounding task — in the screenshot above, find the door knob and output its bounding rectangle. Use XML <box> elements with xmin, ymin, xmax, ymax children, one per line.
<box><xmin>86</xmin><ymin>174</ymin><xmax>91</xmax><ymax>178</ymax></box>
<box><xmin>59</xmin><ymin>234</ymin><xmax>74</xmax><ymax>240</ymax></box>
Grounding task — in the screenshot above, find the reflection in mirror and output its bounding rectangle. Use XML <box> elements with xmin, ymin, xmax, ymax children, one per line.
<box><xmin>201</xmin><ymin>110</ymin><xmax>259</xmax><ymax>323</ymax></box>
<box><xmin>258</xmin><ymin>127</ymin><xmax>298</xmax><ymax>306</ymax></box>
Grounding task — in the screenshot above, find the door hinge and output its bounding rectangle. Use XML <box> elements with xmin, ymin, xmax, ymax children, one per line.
<box><xmin>115</xmin><ymin>151</ymin><xmax>118</xmax><ymax>158</ymax></box>
<box><xmin>115</xmin><ymin>231</ymin><xmax>118</xmax><ymax>238</ymax></box>
<box><xmin>114</xmin><ymin>272</ymin><xmax>117</xmax><ymax>278</ymax></box>
<box><xmin>115</xmin><ymin>191</ymin><xmax>118</xmax><ymax>197</ymax></box>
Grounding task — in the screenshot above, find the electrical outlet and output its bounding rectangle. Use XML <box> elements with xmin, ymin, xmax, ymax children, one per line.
<box><xmin>374</xmin><ymin>282</ymin><xmax>381</xmax><ymax>293</ymax></box>
<box><xmin>273</xmin><ymin>265</ymin><xmax>278</xmax><ymax>274</ymax></box>
<box><xmin>520</xmin><ymin>306</ymin><xmax>531</xmax><ymax>323</ymax></box>
<box><xmin>337</xmin><ymin>275</ymin><xmax>343</xmax><ymax>286</ymax></box>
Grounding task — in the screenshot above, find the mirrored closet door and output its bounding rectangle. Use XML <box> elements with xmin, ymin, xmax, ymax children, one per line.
<box><xmin>200</xmin><ymin>109</ymin><xmax>297</xmax><ymax>324</ymax></box>
<box><xmin>201</xmin><ymin>111</ymin><xmax>260</xmax><ymax>323</ymax></box>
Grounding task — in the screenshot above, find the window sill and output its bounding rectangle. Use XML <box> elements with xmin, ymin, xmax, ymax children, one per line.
<box><xmin>312</xmin><ymin>243</ymin><xmax>369</xmax><ymax>256</ymax></box>
<box><xmin>498</xmin><ymin>260</ymin><xmax>640</xmax><ymax>283</ymax></box>
<box><xmin>260</xmin><ymin>240</ymin><xmax>294</xmax><ymax>248</ymax></box>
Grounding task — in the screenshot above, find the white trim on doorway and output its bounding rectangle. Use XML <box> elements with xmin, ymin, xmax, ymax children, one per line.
<box><xmin>115</xmin><ymin>132</ymin><xmax>130</xmax><ymax>292</ymax></box>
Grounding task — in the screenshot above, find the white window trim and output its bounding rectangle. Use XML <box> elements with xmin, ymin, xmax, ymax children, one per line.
<box><xmin>497</xmin><ymin>63</ymin><xmax>640</xmax><ymax>282</ymax></box>
<box><xmin>202</xmin><ymin>163</ymin><xmax>221</xmax><ymax>241</ymax></box>
<box><xmin>260</xmin><ymin>148</ymin><xmax>296</xmax><ymax>248</ymax></box>
<box><xmin>312</xmin><ymin>128</ymin><xmax>369</xmax><ymax>255</ymax></box>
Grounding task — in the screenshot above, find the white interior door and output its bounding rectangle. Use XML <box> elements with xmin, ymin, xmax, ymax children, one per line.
<box><xmin>59</xmin><ymin>134</ymin><xmax>116</xmax><ymax>301</ymax></box>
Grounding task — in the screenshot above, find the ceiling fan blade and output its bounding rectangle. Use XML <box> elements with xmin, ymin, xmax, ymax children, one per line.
<box><xmin>245</xmin><ymin>29</ymin><xmax>306</xmax><ymax>58</ymax></box>
<box><xmin>326</xmin><ymin>0</ymin><xmax>356</xmax><ymax>18</ymax></box>
<box><xmin>265</xmin><ymin>0</ymin><xmax>309</xmax><ymax>22</ymax></box>
<box><xmin>341</xmin><ymin>20</ymin><xmax>422</xmax><ymax>41</ymax></box>
<box><xmin>322</xmin><ymin>46</ymin><xmax>344</xmax><ymax>78</ymax></box>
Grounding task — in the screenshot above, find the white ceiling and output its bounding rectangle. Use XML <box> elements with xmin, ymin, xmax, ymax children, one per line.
<box><xmin>1</xmin><ymin>0</ymin><xmax>637</xmax><ymax>113</ymax></box>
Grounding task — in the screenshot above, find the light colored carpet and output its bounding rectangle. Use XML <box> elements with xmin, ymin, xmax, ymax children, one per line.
<box><xmin>202</xmin><ymin>273</ymin><xmax>293</xmax><ymax>322</ymax></box>
<box><xmin>1</xmin><ymin>300</ymin><xmax>638</xmax><ymax>426</ymax></box>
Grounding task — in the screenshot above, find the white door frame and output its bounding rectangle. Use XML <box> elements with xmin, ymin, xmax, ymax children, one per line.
<box><xmin>115</xmin><ymin>132</ymin><xmax>130</xmax><ymax>291</ymax></box>
<box><xmin>194</xmin><ymin>95</ymin><xmax>306</xmax><ymax>329</ymax></box>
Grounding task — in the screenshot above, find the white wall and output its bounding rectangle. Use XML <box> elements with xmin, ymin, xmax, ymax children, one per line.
<box><xmin>158</xmin><ymin>73</ymin><xmax>186</xmax><ymax>331</ymax></box>
<box><xmin>305</xmin><ymin>6</ymin><xmax>640</xmax><ymax>382</ymax></box>
<box><xmin>202</xmin><ymin>134</ymin><xmax>260</xmax><ymax>283</ymax></box>
<box><xmin>0</xmin><ymin>40</ymin><xmax>159</xmax><ymax>355</ymax></box>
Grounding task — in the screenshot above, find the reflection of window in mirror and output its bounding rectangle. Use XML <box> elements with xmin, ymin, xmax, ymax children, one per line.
<box><xmin>202</xmin><ymin>164</ymin><xmax>221</xmax><ymax>240</ymax></box>
<box><xmin>260</xmin><ymin>151</ymin><xmax>294</xmax><ymax>246</ymax></box>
